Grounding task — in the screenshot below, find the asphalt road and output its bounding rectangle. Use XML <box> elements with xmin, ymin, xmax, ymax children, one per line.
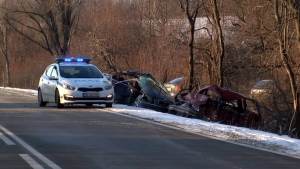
<box><xmin>0</xmin><ymin>90</ymin><xmax>299</xmax><ymax>169</ymax></box>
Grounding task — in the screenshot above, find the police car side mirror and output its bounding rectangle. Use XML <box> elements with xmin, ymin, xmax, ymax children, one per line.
<box><xmin>104</xmin><ymin>74</ymin><xmax>112</xmax><ymax>81</ymax></box>
<box><xmin>49</xmin><ymin>76</ymin><xmax>58</xmax><ymax>80</ymax></box>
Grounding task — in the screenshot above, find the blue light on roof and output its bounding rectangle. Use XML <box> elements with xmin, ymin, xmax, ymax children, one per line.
<box><xmin>55</xmin><ymin>57</ymin><xmax>92</xmax><ymax>63</ymax></box>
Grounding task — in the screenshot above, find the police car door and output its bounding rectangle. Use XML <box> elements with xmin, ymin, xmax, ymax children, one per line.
<box><xmin>42</xmin><ymin>65</ymin><xmax>54</xmax><ymax>102</ymax></box>
<box><xmin>48</xmin><ymin>66</ymin><xmax>59</xmax><ymax>102</ymax></box>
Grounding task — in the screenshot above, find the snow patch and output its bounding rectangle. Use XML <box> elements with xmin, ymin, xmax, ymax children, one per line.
<box><xmin>0</xmin><ymin>87</ymin><xmax>38</xmax><ymax>96</ymax></box>
<box><xmin>110</xmin><ymin>104</ymin><xmax>300</xmax><ymax>158</ymax></box>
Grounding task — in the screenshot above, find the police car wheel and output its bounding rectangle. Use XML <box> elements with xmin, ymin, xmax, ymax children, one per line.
<box><xmin>55</xmin><ymin>89</ymin><xmax>64</xmax><ymax>108</ymax></box>
<box><xmin>38</xmin><ymin>89</ymin><xmax>47</xmax><ymax>107</ymax></box>
<box><xmin>106</xmin><ymin>103</ymin><xmax>112</xmax><ymax>108</ymax></box>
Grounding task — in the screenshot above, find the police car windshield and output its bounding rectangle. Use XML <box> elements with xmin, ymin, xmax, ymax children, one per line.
<box><xmin>59</xmin><ymin>66</ymin><xmax>103</xmax><ymax>78</ymax></box>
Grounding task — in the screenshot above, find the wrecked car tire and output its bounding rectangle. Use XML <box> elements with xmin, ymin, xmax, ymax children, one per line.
<box><xmin>133</xmin><ymin>95</ymin><xmax>143</xmax><ymax>107</ymax></box>
<box><xmin>168</xmin><ymin>109</ymin><xmax>177</xmax><ymax>115</ymax></box>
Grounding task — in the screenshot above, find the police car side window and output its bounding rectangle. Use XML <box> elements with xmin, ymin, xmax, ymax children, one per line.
<box><xmin>51</xmin><ymin>68</ymin><xmax>58</xmax><ymax>78</ymax></box>
<box><xmin>46</xmin><ymin>66</ymin><xmax>54</xmax><ymax>77</ymax></box>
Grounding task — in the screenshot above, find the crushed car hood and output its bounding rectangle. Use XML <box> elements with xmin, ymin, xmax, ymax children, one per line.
<box><xmin>198</xmin><ymin>85</ymin><xmax>249</xmax><ymax>101</ymax></box>
<box><xmin>178</xmin><ymin>92</ymin><xmax>209</xmax><ymax>107</ymax></box>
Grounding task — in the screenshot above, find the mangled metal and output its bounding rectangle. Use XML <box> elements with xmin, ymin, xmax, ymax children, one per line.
<box><xmin>169</xmin><ymin>85</ymin><xmax>261</xmax><ymax>127</ymax></box>
<box><xmin>113</xmin><ymin>70</ymin><xmax>174</xmax><ymax>112</ymax></box>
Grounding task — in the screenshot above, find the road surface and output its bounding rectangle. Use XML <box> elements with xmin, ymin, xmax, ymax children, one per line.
<box><xmin>0</xmin><ymin>90</ymin><xmax>299</xmax><ymax>169</ymax></box>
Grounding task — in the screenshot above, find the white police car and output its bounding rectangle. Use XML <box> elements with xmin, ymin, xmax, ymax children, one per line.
<box><xmin>38</xmin><ymin>57</ymin><xmax>114</xmax><ymax>108</ymax></box>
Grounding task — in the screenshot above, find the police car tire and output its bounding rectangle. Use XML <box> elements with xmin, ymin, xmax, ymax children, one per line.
<box><xmin>106</xmin><ymin>103</ymin><xmax>112</xmax><ymax>108</ymax></box>
<box><xmin>55</xmin><ymin>89</ymin><xmax>64</xmax><ymax>108</ymax></box>
<box><xmin>38</xmin><ymin>89</ymin><xmax>47</xmax><ymax>107</ymax></box>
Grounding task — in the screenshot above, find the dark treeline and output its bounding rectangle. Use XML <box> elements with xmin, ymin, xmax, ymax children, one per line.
<box><xmin>1</xmin><ymin>0</ymin><xmax>300</xmax><ymax>137</ymax></box>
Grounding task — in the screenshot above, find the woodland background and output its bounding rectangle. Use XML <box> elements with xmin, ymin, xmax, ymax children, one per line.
<box><xmin>1</xmin><ymin>0</ymin><xmax>300</xmax><ymax>137</ymax></box>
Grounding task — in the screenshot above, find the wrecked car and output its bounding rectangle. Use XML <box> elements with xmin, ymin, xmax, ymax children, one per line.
<box><xmin>112</xmin><ymin>70</ymin><xmax>174</xmax><ymax>112</ymax></box>
<box><xmin>168</xmin><ymin>85</ymin><xmax>261</xmax><ymax>127</ymax></box>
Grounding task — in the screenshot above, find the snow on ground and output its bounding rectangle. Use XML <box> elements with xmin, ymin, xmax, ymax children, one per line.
<box><xmin>1</xmin><ymin>87</ymin><xmax>300</xmax><ymax>158</ymax></box>
<box><xmin>111</xmin><ymin>105</ymin><xmax>300</xmax><ymax>158</ymax></box>
<box><xmin>0</xmin><ymin>87</ymin><xmax>38</xmax><ymax>96</ymax></box>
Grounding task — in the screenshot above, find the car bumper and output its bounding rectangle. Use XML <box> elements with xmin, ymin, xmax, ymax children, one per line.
<box><xmin>58</xmin><ymin>87</ymin><xmax>114</xmax><ymax>104</ymax></box>
<box><xmin>168</xmin><ymin>105</ymin><xmax>198</xmax><ymax>116</ymax></box>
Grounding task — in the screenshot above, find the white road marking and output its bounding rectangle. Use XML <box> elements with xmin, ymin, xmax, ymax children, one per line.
<box><xmin>0</xmin><ymin>125</ymin><xmax>61</xmax><ymax>169</ymax></box>
<box><xmin>19</xmin><ymin>154</ymin><xmax>44</xmax><ymax>169</ymax></box>
<box><xmin>106</xmin><ymin>110</ymin><xmax>300</xmax><ymax>160</ymax></box>
<box><xmin>0</xmin><ymin>131</ymin><xmax>15</xmax><ymax>145</ymax></box>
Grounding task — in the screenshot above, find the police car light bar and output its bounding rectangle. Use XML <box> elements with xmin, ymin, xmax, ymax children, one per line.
<box><xmin>55</xmin><ymin>57</ymin><xmax>91</xmax><ymax>63</ymax></box>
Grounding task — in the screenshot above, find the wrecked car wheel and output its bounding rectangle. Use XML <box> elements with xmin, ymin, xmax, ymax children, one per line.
<box><xmin>168</xmin><ymin>109</ymin><xmax>177</xmax><ymax>115</ymax></box>
<box><xmin>133</xmin><ymin>95</ymin><xmax>143</xmax><ymax>107</ymax></box>
<box><xmin>168</xmin><ymin>109</ymin><xmax>173</xmax><ymax>114</ymax></box>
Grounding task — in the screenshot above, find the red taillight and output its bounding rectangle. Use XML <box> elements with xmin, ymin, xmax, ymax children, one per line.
<box><xmin>174</xmin><ymin>85</ymin><xmax>180</xmax><ymax>92</ymax></box>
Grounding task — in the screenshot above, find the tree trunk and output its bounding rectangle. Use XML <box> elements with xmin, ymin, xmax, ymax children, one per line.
<box><xmin>212</xmin><ymin>0</ymin><xmax>224</xmax><ymax>87</ymax></box>
<box><xmin>188</xmin><ymin>24</ymin><xmax>195</xmax><ymax>91</ymax></box>
<box><xmin>275</xmin><ymin>0</ymin><xmax>300</xmax><ymax>137</ymax></box>
<box><xmin>293</xmin><ymin>0</ymin><xmax>300</xmax><ymax>51</ymax></box>
<box><xmin>60</xmin><ymin>0</ymin><xmax>72</xmax><ymax>56</ymax></box>
<box><xmin>279</xmin><ymin>39</ymin><xmax>299</xmax><ymax>136</ymax></box>
<box><xmin>289</xmin><ymin>0</ymin><xmax>300</xmax><ymax>137</ymax></box>
<box><xmin>1</xmin><ymin>25</ymin><xmax>10</xmax><ymax>87</ymax></box>
<box><xmin>177</xmin><ymin>0</ymin><xmax>199</xmax><ymax>91</ymax></box>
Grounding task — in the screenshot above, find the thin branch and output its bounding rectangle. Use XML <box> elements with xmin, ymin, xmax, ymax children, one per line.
<box><xmin>6</xmin><ymin>19</ymin><xmax>53</xmax><ymax>55</ymax></box>
<box><xmin>28</xmin><ymin>15</ymin><xmax>52</xmax><ymax>53</ymax></box>
<box><xmin>8</xmin><ymin>16</ymin><xmax>41</xmax><ymax>32</ymax></box>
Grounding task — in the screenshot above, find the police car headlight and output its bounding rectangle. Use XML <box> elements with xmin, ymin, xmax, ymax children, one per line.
<box><xmin>62</xmin><ymin>83</ymin><xmax>76</xmax><ymax>90</ymax></box>
<box><xmin>104</xmin><ymin>83</ymin><xmax>113</xmax><ymax>90</ymax></box>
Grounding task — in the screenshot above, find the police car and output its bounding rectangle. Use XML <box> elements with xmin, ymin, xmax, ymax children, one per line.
<box><xmin>38</xmin><ymin>57</ymin><xmax>114</xmax><ymax>108</ymax></box>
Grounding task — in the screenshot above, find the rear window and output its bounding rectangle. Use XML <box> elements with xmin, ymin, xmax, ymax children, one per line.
<box><xmin>59</xmin><ymin>66</ymin><xmax>103</xmax><ymax>78</ymax></box>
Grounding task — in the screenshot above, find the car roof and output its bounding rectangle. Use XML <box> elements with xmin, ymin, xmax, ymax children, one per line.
<box><xmin>253</xmin><ymin>80</ymin><xmax>274</xmax><ymax>88</ymax></box>
<box><xmin>198</xmin><ymin>85</ymin><xmax>251</xmax><ymax>101</ymax></box>
<box><xmin>57</xmin><ymin>63</ymin><xmax>94</xmax><ymax>66</ymax></box>
<box><xmin>168</xmin><ymin>77</ymin><xmax>183</xmax><ymax>84</ymax></box>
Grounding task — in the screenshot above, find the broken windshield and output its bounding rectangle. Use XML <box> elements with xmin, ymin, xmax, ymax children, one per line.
<box><xmin>139</xmin><ymin>74</ymin><xmax>170</xmax><ymax>95</ymax></box>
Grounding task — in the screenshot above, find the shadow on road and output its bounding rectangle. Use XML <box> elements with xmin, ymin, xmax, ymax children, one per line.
<box><xmin>0</xmin><ymin>103</ymin><xmax>108</xmax><ymax>109</ymax></box>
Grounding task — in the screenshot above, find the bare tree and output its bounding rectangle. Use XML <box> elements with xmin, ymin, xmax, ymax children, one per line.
<box><xmin>3</xmin><ymin>0</ymin><xmax>82</xmax><ymax>57</ymax></box>
<box><xmin>211</xmin><ymin>0</ymin><xmax>225</xmax><ymax>87</ymax></box>
<box><xmin>273</xmin><ymin>0</ymin><xmax>300</xmax><ymax>137</ymax></box>
<box><xmin>286</xmin><ymin>0</ymin><xmax>300</xmax><ymax>137</ymax></box>
<box><xmin>177</xmin><ymin>0</ymin><xmax>201</xmax><ymax>90</ymax></box>
<box><xmin>0</xmin><ymin>2</ymin><xmax>10</xmax><ymax>87</ymax></box>
<box><xmin>0</xmin><ymin>24</ymin><xmax>10</xmax><ymax>87</ymax></box>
